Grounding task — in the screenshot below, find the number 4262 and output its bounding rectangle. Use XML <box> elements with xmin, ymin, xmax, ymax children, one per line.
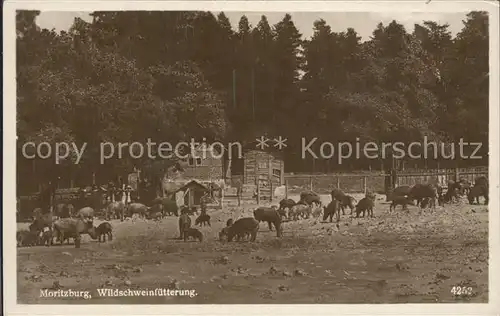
<box><xmin>451</xmin><ymin>286</ymin><xmax>473</xmax><ymax>296</ymax></box>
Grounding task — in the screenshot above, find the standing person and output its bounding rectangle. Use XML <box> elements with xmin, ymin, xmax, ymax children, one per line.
<box><xmin>123</xmin><ymin>185</ymin><xmax>132</xmax><ymax>205</ymax></box>
<box><xmin>142</xmin><ymin>178</ymin><xmax>157</xmax><ymax>205</ymax></box>
<box><xmin>91</xmin><ymin>183</ymin><xmax>99</xmax><ymax>207</ymax></box>
<box><xmin>138</xmin><ymin>178</ymin><xmax>146</xmax><ymax>204</ymax></box>
<box><xmin>126</xmin><ymin>186</ymin><xmax>130</xmax><ymax>203</ymax></box>
<box><xmin>118</xmin><ymin>176</ymin><xmax>126</xmax><ymax>204</ymax></box>
<box><xmin>121</xmin><ymin>185</ymin><xmax>127</xmax><ymax>204</ymax></box>
<box><xmin>118</xmin><ymin>177</ymin><xmax>124</xmax><ymax>193</ymax></box>
<box><xmin>39</xmin><ymin>179</ymin><xmax>57</xmax><ymax>214</ymax></box>
<box><xmin>91</xmin><ymin>183</ymin><xmax>103</xmax><ymax>213</ymax></box>
<box><xmin>116</xmin><ymin>185</ymin><xmax>123</xmax><ymax>205</ymax></box>
<box><xmin>107</xmin><ymin>181</ymin><xmax>116</xmax><ymax>202</ymax></box>
<box><xmin>77</xmin><ymin>186</ymin><xmax>87</xmax><ymax>210</ymax></box>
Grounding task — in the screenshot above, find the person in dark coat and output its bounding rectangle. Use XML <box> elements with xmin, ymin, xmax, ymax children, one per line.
<box><xmin>39</xmin><ymin>180</ymin><xmax>57</xmax><ymax>214</ymax></box>
<box><xmin>90</xmin><ymin>184</ymin><xmax>103</xmax><ymax>212</ymax></box>
<box><xmin>107</xmin><ymin>181</ymin><xmax>116</xmax><ymax>202</ymax></box>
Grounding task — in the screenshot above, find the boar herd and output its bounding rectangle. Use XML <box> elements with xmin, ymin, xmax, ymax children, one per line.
<box><xmin>274</xmin><ymin>176</ymin><xmax>489</xmax><ymax>229</ymax></box>
<box><xmin>386</xmin><ymin>176</ymin><xmax>488</xmax><ymax>212</ymax></box>
<box><xmin>275</xmin><ymin>189</ymin><xmax>373</xmax><ymax>225</ymax></box>
<box><xmin>17</xmin><ymin>216</ymin><xmax>113</xmax><ymax>248</ymax></box>
<box><xmin>17</xmin><ymin>176</ymin><xmax>488</xmax><ymax>248</ymax></box>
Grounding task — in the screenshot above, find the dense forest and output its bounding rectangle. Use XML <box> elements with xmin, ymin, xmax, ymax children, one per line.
<box><xmin>16</xmin><ymin>11</ymin><xmax>489</xmax><ymax>192</ymax></box>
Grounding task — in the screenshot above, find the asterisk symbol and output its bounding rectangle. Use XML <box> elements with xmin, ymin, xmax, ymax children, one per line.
<box><xmin>273</xmin><ymin>136</ymin><xmax>287</xmax><ymax>150</ymax></box>
<box><xmin>256</xmin><ymin>136</ymin><xmax>269</xmax><ymax>150</ymax></box>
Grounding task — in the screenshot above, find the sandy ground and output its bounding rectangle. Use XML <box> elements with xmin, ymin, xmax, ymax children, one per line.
<box><xmin>17</xmin><ymin>194</ymin><xmax>489</xmax><ymax>304</ymax></box>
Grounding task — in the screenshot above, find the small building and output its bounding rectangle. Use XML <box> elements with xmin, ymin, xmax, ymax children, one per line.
<box><xmin>127</xmin><ymin>170</ymin><xmax>140</xmax><ymax>191</ymax></box>
<box><xmin>165</xmin><ymin>145</ymin><xmax>226</xmax><ymax>182</ymax></box>
<box><xmin>174</xmin><ymin>180</ymin><xmax>210</xmax><ymax>208</ymax></box>
<box><xmin>181</xmin><ymin>145</ymin><xmax>225</xmax><ymax>181</ymax></box>
<box><xmin>242</xmin><ymin>148</ymin><xmax>285</xmax><ymax>200</ymax></box>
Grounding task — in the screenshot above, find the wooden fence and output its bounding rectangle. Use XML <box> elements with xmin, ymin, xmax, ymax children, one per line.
<box><xmin>20</xmin><ymin>167</ymin><xmax>488</xmax><ymax>215</ymax></box>
<box><xmin>395</xmin><ymin>167</ymin><xmax>488</xmax><ymax>188</ymax></box>
<box><xmin>284</xmin><ymin>173</ymin><xmax>387</xmax><ymax>195</ymax></box>
<box><xmin>222</xmin><ymin>173</ymin><xmax>386</xmax><ymax>206</ymax></box>
<box><xmin>18</xmin><ymin>187</ymin><xmax>84</xmax><ymax>221</ymax></box>
<box><xmin>228</xmin><ymin>166</ymin><xmax>488</xmax><ymax>204</ymax></box>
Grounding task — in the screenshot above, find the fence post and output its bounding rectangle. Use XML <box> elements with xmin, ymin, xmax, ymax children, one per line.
<box><xmin>455</xmin><ymin>167</ymin><xmax>460</xmax><ymax>182</ymax></box>
<box><xmin>237</xmin><ymin>185</ymin><xmax>241</xmax><ymax>206</ymax></box>
<box><xmin>257</xmin><ymin>184</ymin><xmax>260</xmax><ymax>205</ymax></box>
<box><xmin>337</xmin><ymin>177</ymin><xmax>340</xmax><ymax>189</ymax></box>
<box><xmin>285</xmin><ymin>179</ymin><xmax>288</xmax><ymax>199</ymax></box>
<box><xmin>309</xmin><ymin>176</ymin><xmax>313</xmax><ymax>191</ymax></box>
<box><xmin>220</xmin><ymin>187</ymin><xmax>224</xmax><ymax>209</ymax></box>
<box><xmin>391</xmin><ymin>169</ymin><xmax>397</xmax><ymax>189</ymax></box>
<box><xmin>162</xmin><ymin>177</ymin><xmax>166</xmax><ymax>198</ymax></box>
<box><xmin>270</xmin><ymin>177</ymin><xmax>273</xmax><ymax>203</ymax></box>
<box><xmin>363</xmin><ymin>176</ymin><xmax>367</xmax><ymax>194</ymax></box>
<box><xmin>268</xmin><ymin>155</ymin><xmax>272</xmax><ymax>201</ymax></box>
